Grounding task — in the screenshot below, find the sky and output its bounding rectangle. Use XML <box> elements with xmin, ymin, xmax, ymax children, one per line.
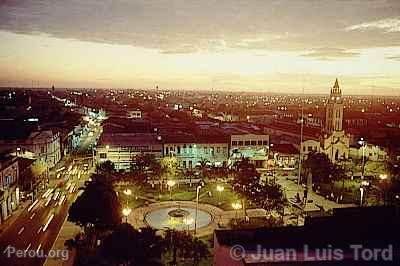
<box><xmin>0</xmin><ymin>0</ymin><xmax>400</xmax><ymax>95</ymax></box>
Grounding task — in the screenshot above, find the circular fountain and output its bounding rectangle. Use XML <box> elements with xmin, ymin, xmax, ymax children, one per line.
<box><xmin>144</xmin><ymin>205</ymin><xmax>212</xmax><ymax>231</ymax></box>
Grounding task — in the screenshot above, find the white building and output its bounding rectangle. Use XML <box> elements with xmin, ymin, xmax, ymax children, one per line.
<box><xmin>164</xmin><ymin>134</ymin><xmax>229</xmax><ymax>168</ymax></box>
<box><xmin>301</xmin><ymin>79</ymin><xmax>350</xmax><ymax>163</ymax></box>
<box><xmin>96</xmin><ymin>133</ymin><xmax>163</xmax><ymax>170</ymax></box>
<box><xmin>229</xmin><ymin>133</ymin><xmax>270</xmax><ymax>168</ymax></box>
<box><xmin>1</xmin><ymin>130</ymin><xmax>61</xmax><ymax>168</ymax></box>
<box><xmin>349</xmin><ymin>143</ymin><xmax>387</xmax><ymax>162</ymax></box>
<box><xmin>0</xmin><ymin>155</ymin><xmax>20</xmax><ymax>225</ymax></box>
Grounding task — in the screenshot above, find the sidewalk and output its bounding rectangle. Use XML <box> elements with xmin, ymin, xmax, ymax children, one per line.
<box><xmin>276</xmin><ymin>176</ymin><xmax>355</xmax><ymax>213</ymax></box>
<box><xmin>43</xmin><ymin>217</ymin><xmax>81</xmax><ymax>266</ymax></box>
<box><xmin>0</xmin><ymin>200</ymin><xmax>30</xmax><ymax>236</ymax></box>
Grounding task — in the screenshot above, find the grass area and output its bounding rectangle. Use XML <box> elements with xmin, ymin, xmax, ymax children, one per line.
<box><xmin>115</xmin><ymin>181</ymin><xmax>243</xmax><ymax>210</ymax></box>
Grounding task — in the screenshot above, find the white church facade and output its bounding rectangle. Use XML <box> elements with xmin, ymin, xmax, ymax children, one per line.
<box><xmin>301</xmin><ymin>79</ymin><xmax>350</xmax><ymax>163</ymax></box>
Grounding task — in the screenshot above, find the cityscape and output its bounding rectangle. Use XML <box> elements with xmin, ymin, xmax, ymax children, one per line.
<box><xmin>1</xmin><ymin>1</ymin><xmax>400</xmax><ymax>266</ymax></box>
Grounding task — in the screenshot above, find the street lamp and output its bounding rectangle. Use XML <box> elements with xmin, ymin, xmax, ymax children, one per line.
<box><xmin>183</xmin><ymin>217</ymin><xmax>194</xmax><ymax>232</ymax></box>
<box><xmin>358</xmin><ymin>138</ymin><xmax>366</xmax><ymax>179</ymax></box>
<box><xmin>360</xmin><ymin>180</ymin><xmax>369</xmax><ymax>207</ymax></box>
<box><xmin>216</xmin><ymin>185</ymin><xmax>224</xmax><ymax>205</ymax></box>
<box><xmin>167</xmin><ymin>180</ymin><xmax>176</xmax><ymax>199</ymax></box>
<box><xmin>123</xmin><ymin>188</ymin><xmax>132</xmax><ymax>196</ymax></box>
<box><xmin>122</xmin><ymin>207</ymin><xmax>132</xmax><ymax>223</ymax></box>
<box><xmin>379</xmin><ymin>174</ymin><xmax>389</xmax><ymax>205</ymax></box>
<box><xmin>232</xmin><ymin>201</ymin><xmax>242</xmax><ymax>219</ymax></box>
<box><xmin>379</xmin><ymin>174</ymin><xmax>387</xmax><ymax>180</ymax></box>
<box><xmin>194</xmin><ymin>185</ymin><xmax>202</xmax><ymax>235</ymax></box>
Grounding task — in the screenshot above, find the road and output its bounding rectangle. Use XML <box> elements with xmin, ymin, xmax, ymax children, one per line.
<box><xmin>0</xmin><ymin>162</ymin><xmax>89</xmax><ymax>266</ymax></box>
<box><xmin>0</xmin><ymin>122</ymin><xmax>100</xmax><ymax>266</ymax></box>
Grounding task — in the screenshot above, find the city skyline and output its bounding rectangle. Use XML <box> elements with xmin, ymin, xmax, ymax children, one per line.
<box><xmin>1</xmin><ymin>1</ymin><xmax>400</xmax><ymax>95</ymax></box>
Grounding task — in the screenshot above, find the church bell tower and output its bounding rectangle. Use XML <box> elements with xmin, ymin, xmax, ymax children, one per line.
<box><xmin>325</xmin><ymin>78</ymin><xmax>344</xmax><ymax>133</ymax></box>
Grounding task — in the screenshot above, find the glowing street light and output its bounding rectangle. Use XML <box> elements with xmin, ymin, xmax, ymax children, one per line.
<box><xmin>194</xmin><ymin>185</ymin><xmax>202</xmax><ymax>235</ymax></box>
<box><xmin>122</xmin><ymin>207</ymin><xmax>132</xmax><ymax>223</ymax></box>
<box><xmin>183</xmin><ymin>217</ymin><xmax>194</xmax><ymax>232</ymax></box>
<box><xmin>232</xmin><ymin>201</ymin><xmax>242</xmax><ymax>219</ymax></box>
<box><xmin>360</xmin><ymin>180</ymin><xmax>370</xmax><ymax>207</ymax></box>
<box><xmin>167</xmin><ymin>180</ymin><xmax>176</xmax><ymax>199</ymax></box>
<box><xmin>379</xmin><ymin>174</ymin><xmax>388</xmax><ymax>180</ymax></box>
<box><xmin>216</xmin><ymin>185</ymin><xmax>224</xmax><ymax>205</ymax></box>
<box><xmin>123</xmin><ymin>189</ymin><xmax>132</xmax><ymax>196</ymax></box>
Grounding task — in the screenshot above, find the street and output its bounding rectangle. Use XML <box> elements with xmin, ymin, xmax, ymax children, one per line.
<box><xmin>0</xmin><ymin>123</ymin><xmax>100</xmax><ymax>266</ymax></box>
<box><xmin>0</xmin><ymin>161</ymin><xmax>89</xmax><ymax>266</ymax></box>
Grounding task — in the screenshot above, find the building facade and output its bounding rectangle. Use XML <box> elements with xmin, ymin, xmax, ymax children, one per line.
<box><xmin>229</xmin><ymin>134</ymin><xmax>270</xmax><ymax>168</ymax></box>
<box><xmin>1</xmin><ymin>130</ymin><xmax>61</xmax><ymax>168</ymax></box>
<box><xmin>164</xmin><ymin>135</ymin><xmax>229</xmax><ymax>168</ymax></box>
<box><xmin>96</xmin><ymin>133</ymin><xmax>163</xmax><ymax>170</ymax></box>
<box><xmin>0</xmin><ymin>156</ymin><xmax>20</xmax><ymax>225</ymax></box>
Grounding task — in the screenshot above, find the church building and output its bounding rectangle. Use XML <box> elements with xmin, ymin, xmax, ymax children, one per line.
<box><xmin>301</xmin><ymin>79</ymin><xmax>350</xmax><ymax>163</ymax></box>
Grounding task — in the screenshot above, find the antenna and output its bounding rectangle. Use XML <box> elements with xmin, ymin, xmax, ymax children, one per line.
<box><xmin>298</xmin><ymin>85</ymin><xmax>305</xmax><ymax>185</ymax></box>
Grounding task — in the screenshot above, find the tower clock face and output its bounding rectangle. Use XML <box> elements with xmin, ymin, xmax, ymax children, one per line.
<box><xmin>336</xmin><ymin>97</ymin><xmax>340</xmax><ymax>101</ymax></box>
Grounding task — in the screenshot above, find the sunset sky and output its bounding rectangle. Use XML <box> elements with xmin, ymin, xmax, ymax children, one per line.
<box><xmin>0</xmin><ymin>0</ymin><xmax>400</xmax><ymax>95</ymax></box>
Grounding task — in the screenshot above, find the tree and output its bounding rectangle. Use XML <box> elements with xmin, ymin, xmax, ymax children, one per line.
<box><xmin>303</xmin><ymin>152</ymin><xmax>344</xmax><ymax>185</ymax></box>
<box><xmin>68</xmin><ymin>177</ymin><xmax>122</xmax><ymax>231</ymax></box>
<box><xmin>97</xmin><ymin>160</ymin><xmax>116</xmax><ymax>174</ymax></box>
<box><xmin>100</xmin><ymin>224</ymin><xmax>163</xmax><ymax>266</ymax></box>
<box><xmin>232</xmin><ymin>158</ymin><xmax>287</xmax><ymax>215</ymax></box>
<box><xmin>164</xmin><ymin>230</ymin><xmax>210</xmax><ymax>266</ymax></box>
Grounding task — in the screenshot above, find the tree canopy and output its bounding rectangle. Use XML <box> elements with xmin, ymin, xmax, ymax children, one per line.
<box><xmin>68</xmin><ymin>176</ymin><xmax>122</xmax><ymax>230</ymax></box>
<box><xmin>303</xmin><ymin>152</ymin><xmax>344</xmax><ymax>184</ymax></box>
<box><xmin>100</xmin><ymin>223</ymin><xmax>164</xmax><ymax>266</ymax></box>
<box><xmin>232</xmin><ymin>158</ymin><xmax>287</xmax><ymax>214</ymax></box>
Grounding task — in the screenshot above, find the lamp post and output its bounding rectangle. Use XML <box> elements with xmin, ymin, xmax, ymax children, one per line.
<box><xmin>123</xmin><ymin>188</ymin><xmax>132</xmax><ymax>206</ymax></box>
<box><xmin>379</xmin><ymin>174</ymin><xmax>388</xmax><ymax>205</ymax></box>
<box><xmin>216</xmin><ymin>185</ymin><xmax>224</xmax><ymax>205</ymax></box>
<box><xmin>358</xmin><ymin>138</ymin><xmax>366</xmax><ymax>179</ymax></box>
<box><xmin>122</xmin><ymin>207</ymin><xmax>131</xmax><ymax>223</ymax></box>
<box><xmin>360</xmin><ymin>180</ymin><xmax>369</xmax><ymax>207</ymax></box>
<box><xmin>194</xmin><ymin>185</ymin><xmax>201</xmax><ymax>235</ymax></box>
<box><xmin>183</xmin><ymin>217</ymin><xmax>194</xmax><ymax>233</ymax></box>
<box><xmin>167</xmin><ymin>180</ymin><xmax>176</xmax><ymax>200</ymax></box>
<box><xmin>232</xmin><ymin>202</ymin><xmax>242</xmax><ymax>220</ymax></box>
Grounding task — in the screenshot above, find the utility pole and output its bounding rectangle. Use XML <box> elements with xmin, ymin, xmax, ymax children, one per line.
<box><xmin>298</xmin><ymin>87</ymin><xmax>304</xmax><ymax>185</ymax></box>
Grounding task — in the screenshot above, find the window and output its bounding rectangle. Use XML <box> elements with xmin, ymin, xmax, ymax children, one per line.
<box><xmin>251</xmin><ymin>141</ymin><xmax>257</xmax><ymax>146</ymax></box>
<box><xmin>245</xmin><ymin>141</ymin><xmax>251</xmax><ymax>146</ymax></box>
<box><xmin>258</xmin><ymin>140</ymin><xmax>263</xmax><ymax>146</ymax></box>
<box><xmin>100</xmin><ymin>153</ymin><xmax>107</xmax><ymax>159</ymax></box>
<box><xmin>183</xmin><ymin>161</ymin><xmax>187</xmax><ymax>168</ymax></box>
<box><xmin>217</xmin><ymin>147</ymin><xmax>220</xmax><ymax>153</ymax></box>
<box><xmin>308</xmin><ymin>146</ymin><xmax>313</xmax><ymax>152</ymax></box>
<box><xmin>238</xmin><ymin>141</ymin><xmax>244</xmax><ymax>146</ymax></box>
<box><xmin>165</xmin><ymin>147</ymin><xmax>169</xmax><ymax>154</ymax></box>
<box><xmin>232</xmin><ymin>141</ymin><xmax>238</xmax><ymax>146</ymax></box>
<box><xmin>177</xmin><ymin>146</ymin><xmax>181</xmax><ymax>154</ymax></box>
<box><xmin>41</xmin><ymin>146</ymin><xmax>45</xmax><ymax>154</ymax></box>
<box><xmin>263</xmin><ymin>140</ymin><xmax>268</xmax><ymax>145</ymax></box>
<box><xmin>303</xmin><ymin>147</ymin><xmax>306</xmax><ymax>152</ymax></box>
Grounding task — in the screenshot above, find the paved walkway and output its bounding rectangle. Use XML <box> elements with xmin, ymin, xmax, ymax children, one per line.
<box><xmin>0</xmin><ymin>200</ymin><xmax>30</xmax><ymax>237</ymax></box>
<box><xmin>129</xmin><ymin>201</ymin><xmax>268</xmax><ymax>237</ymax></box>
<box><xmin>276</xmin><ymin>175</ymin><xmax>355</xmax><ymax>213</ymax></box>
<box><xmin>43</xmin><ymin>218</ymin><xmax>80</xmax><ymax>266</ymax></box>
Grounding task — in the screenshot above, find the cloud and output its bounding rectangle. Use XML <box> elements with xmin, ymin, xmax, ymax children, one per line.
<box><xmin>385</xmin><ymin>54</ymin><xmax>400</xmax><ymax>60</ymax></box>
<box><xmin>346</xmin><ymin>17</ymin><xmax>400</xmax><ymax>33</ymax></box>
<box><xmin>0</xmin><ymin>0</ymin><xmax>400</xmax><ymax>53</ymax></box>
<box><xmin>301</xmin><ymin>48</ymin><xmax>360</xmax><ymax>60</ymax></box>
<box><xmin>160</xmin><ymin>45</ymin><xmax>200</xmax><ymax>54</ymax></box>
